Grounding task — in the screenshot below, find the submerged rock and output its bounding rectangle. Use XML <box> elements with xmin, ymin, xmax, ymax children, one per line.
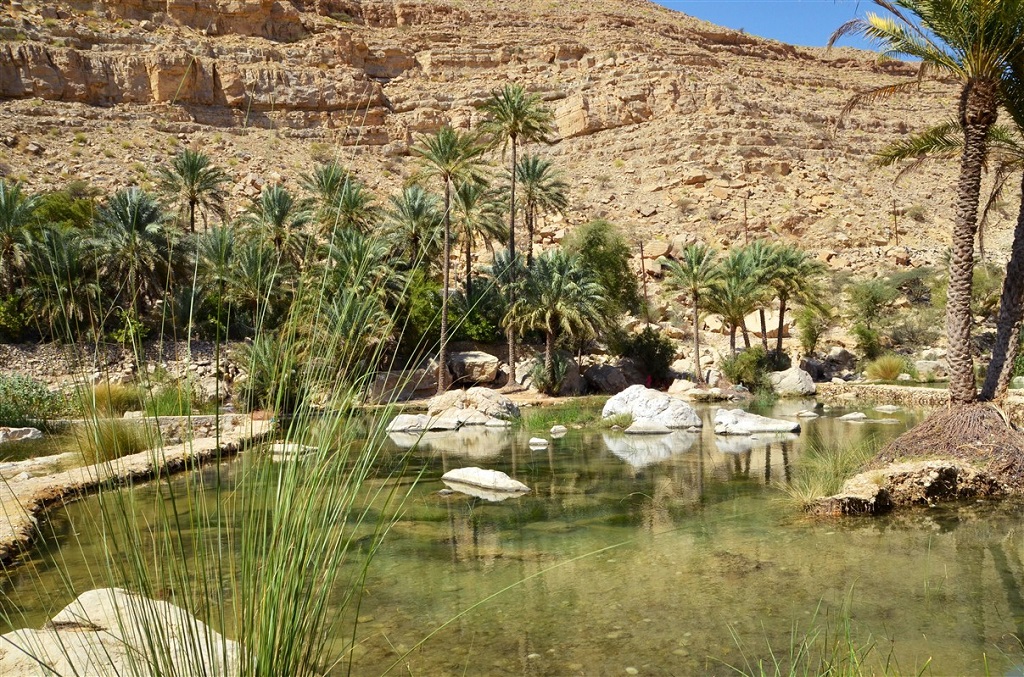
<box><xmin>602</xmin><ymin>385</ymin><xmax>702</xmax><ymax>428</ymax></box>
<box><xmin>838</xmin><ymin>412</ymin><xmax>868</xmax><ymax>421</ymax></box>
<box><xmin>713</xmin><ymin>409</ymin><xmax>800</xmax><ymax>435</ymax></box>
<box><xmin>528</xmin><ymin>437</ymin><xmax>549</xmax><ymax>448</ymax></box>
<box><xmin>441</xmin><ymin>467</ymin><xmax>530</xmax><ymax>494</ymax></box>
<box><xmin>624</xmin><ymin>422</ymin><xmax>672</xmax><ymax>435</ymax></box>
<box><xmin>0</xmin><ymin>588</ymin><xmax>239</xmax><ymax>676</ymax></box>
<box><xmin>428</xmin><ymin>387</ymin><xmax>520</xmax><ymax>421</ymax></box>
<box><xmin>550</xmin><ymin>425</ymin><xmax>568</xmax><ymax>437</ymax></box>
<box><xmin>268</xmin><ymin>442</ymin><xmax>317</xmax><ymax>460</ymax></box>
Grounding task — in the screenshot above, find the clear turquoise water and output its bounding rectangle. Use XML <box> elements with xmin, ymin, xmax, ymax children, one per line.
<box><xmin>3</xmin><ymin>400</ymin><xmax>1024</xmax><ymax>676</ymax></box>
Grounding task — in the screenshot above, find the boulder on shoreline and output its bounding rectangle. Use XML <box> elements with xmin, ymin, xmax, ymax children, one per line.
<box><xmin>768</xmin><ymin>368</ymin><xmax>816</xmax><ymax>397</ymax></box>
<box><xmin>602</xmin><ymin>385</ymin><xmax>702</xmax><ymax>428</ymax></box>
<box><xmin>713</xmin><ymin>409</ymin><xmax>800</xmax><ymax>435</ymax></box>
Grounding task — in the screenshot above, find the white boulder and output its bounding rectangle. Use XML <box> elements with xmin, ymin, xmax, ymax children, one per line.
<box><xmin>0</xmin><ymin>588</ymin><xmax>239</xmax><ymax>676</ymax></box>
<box><xmin>0</xmin><ymin>427</ymin><xmax>43</xmax><ymax>444</ymax></box>
<box><xmin>602</xmin><ymin>385</ymin><xmax>702</xmax><ymax>428</ymax></box>
<box><xmin>713</xmin><ymin>409</ymin><xmax>800</xmax><ymax>435</ymax></box>
<box><xmin>550</xmin><ymin>425</ymin><xmax>568</xmax><ymax>437</ymax></box>
<box><xmin>528</xmin><ymin>437</ymin><xmax>549</xmax><ymax>448</ymax></box>
<box><xmin>839</xmin><ymin>412</ymin><xmax>868</xmax><ymax>421</ymax></box>
<box><xmin>768</xmin><ymin>368</ymin><xmax>817</xmax><ymax>397</ymax></box>
<box><xmin>428</xmin><ymin>387</ymin><xmax>520</xmax><ymax>420</ymax></box>
<box><xmin>441</xmin><ymin>467</ymin><xmax>530</xmax><ymax>493</ymax></box>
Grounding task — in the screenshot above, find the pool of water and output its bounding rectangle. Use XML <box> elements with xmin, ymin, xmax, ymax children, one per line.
<box><xmin>4</xmin><ymin>400</ymin><xmax>1024</xmax><ymax>676</ymax></box>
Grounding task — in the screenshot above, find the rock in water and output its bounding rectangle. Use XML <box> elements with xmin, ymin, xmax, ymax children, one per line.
<box><xmin>839</xmin><ymin>412</ymin><xmax>868</xmax><ymax>421</ymax></box>
<box><xmin>427</xmin><ymin>387</ymin><xmax>520</xmax><ymax>420</ymax></box>
<box><xmin>0</xmin><ymin>588</ymin><xmax>239</xmax><ymax>676</ymax></box>
<box><xmin>550</xmin><ymin>425</ymin><xmax>568</xmax><ymax>437</ymax></box>
<box><xmin>624</xmin><ymin>422</ymin><xmax>673</xmax><ymax>435</ymax></box>
<box><xmin>768</xmin><ymin>368</ymin><xmax>817</xmax><ymax>397</ymax></box>
<box><xmin>441</xmin><ymin>467</ymin><xmax>531</xmax><ymax>493</ymax></box>
<box><xmin>713</xmin><ymin>409</ymin><xmax>800</xmax><ymax>435</ymax></box>
<box><xmin>528</xmin><ymin>437</ymin><xmax>549</xmax><ymax>448</ymax></box>
<box><xmin>601</xmin><ymin>385</ymin><xmax>702</xmax><ymax>428</ymax></box>
<box><xmin>449</xmin><ymin>351</ymin><xmax>500</xmax><ymax>384</ymax></box>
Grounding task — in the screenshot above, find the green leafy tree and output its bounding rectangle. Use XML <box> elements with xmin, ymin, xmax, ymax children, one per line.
<box><xmin>564</xmin><ymin>219</ymin><xmax>642</xmax><ymax>316</ymax></box>
<box><xmin>831</xmin><ymin>0</ymin><xmax>1024</xmax><ymax>404</ymax></box>
<box><xmin>26</xmin><ymin>226</ymin><xmax>101</xmax><ymax>339</ymax></box>
<box><xmin>663</xmin><ymin>244</ymin><xmax>722</xmax><ymax>384</ymax></box>
<box><xmin>384</xmin><ymin>185</ymin><xmax>443</xmax><ymax>271</ymax></box>
<box><xmin>479</xmin><ymin>84</ymin><xmax>554</xmax><ymax>385</ymax></box>
<box><xmin>412</xmin><ymin>125</ymin><xmax>488</xmax><ymax>393</ymax></box>
<box><xmin>157</xmin><ymin>148</ymin><xmax>228</xmax><ymax>233</ymax></box>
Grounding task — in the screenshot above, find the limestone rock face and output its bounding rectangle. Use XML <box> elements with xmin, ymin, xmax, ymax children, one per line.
<box><xmin>768</xmin><ymin>367</ymin><xmax>816</xmax><ymax>397</ymax></box>
<box><xmin>602</xmin><ymin>385</ymin><xmax>702</xmax><ymax>428</ymax></box>
<box><xmin>428</xmin><ymin>387</ymin><xmax>520</xmax><ymax>421</ymax></box>
<box><xmin>713</xmin><ymin>408</ymin><xmax>800</xmax><ymax>435</ymax></box>
<box><xmin>449</xmin><ymin>351</ymin><xmax>499</xmax><ymax>384</ymax></box>
<box><xmin>0</xmin><ymin>588</ymin><xmax>239</xmax><ymax>676</ymax></box>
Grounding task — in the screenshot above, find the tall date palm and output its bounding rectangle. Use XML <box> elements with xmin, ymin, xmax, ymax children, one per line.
<box><xmin>412</xmin><ymin>126</ymin><xmax>487</xmax><ymax>393</ymax></box>
<box><xmin>663</xmin><ymin>244</ymin><xmax>722</xmax><ymax>384</ymax></box>
<box><xmin>830</xmin><ymin>0</ymin><xmax>1024</xmax><ymax>404</ymax></box>
<box><xmin>479</xmin><ymin>84</ymin><xmax>554</xmax><ymax>385</ymax></box>
<box><xmin>157</xmin><ymin>148</ymin><xmax>228</xmax><ymax>233</ymax></box>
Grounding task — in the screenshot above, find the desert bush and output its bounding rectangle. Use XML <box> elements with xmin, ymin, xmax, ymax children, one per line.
<box><xmin>720</xmin><ymin>345</ymin><xmax>777</xmax><ymax>392</ymax></box>
<box><xmin>0</xmin><ymin>375</ymin><xmax>72</xmax><ymax>426</ymax></box>
<box><xmin>564</xmin><ymin>219</ymin><xmax>642</xmax><ymax>315</ymax></box>
<box><xmin>865</xmin><ymin>353</ymin><xmax>916</xmax><ymax>381</ymax></box>
<box><xmin>887</xmin><ymin>307</ymin><xmax>941</xmax><ymax>349</ymax></box>
<box><xmin>795</xmin><ymin>305</ymin><xmax>834</xmax><ymax>356</ymax></box>
<box><xmin>452</xmin><ymin>279</ymin><xmax>506</xmax><ymax>344</ymax></box>
<box><xmin>609</xmin><ymin>326</ymin><xmax>674</xmax><ymax>383</ymax></box>
<box><xmin>530</xmin><ymin>352</ymin><xmax>571</xmax><ymax>395</ymax></box>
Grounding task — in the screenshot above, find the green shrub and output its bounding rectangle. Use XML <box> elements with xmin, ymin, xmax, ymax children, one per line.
<box><xmin>452</xmin><ymin>280</ymin><xmax>506</xmax><ymax>344</ymax></box>
<box><xmin>144</xmin><ymin>384</ymin><xmax>194</xmax><ymax>417</ymax></box>
<box><xmin>846</xmin><ymin>279</ymin><xmax>898</xmax><ymax>330</ymax></box>
<box><xmin>0</xmin><ymin>375</ymin><xmax>72</xmax><ymax>426</ymax></box>
<box><xmin>795</xmin><ymin>305</ymin><xmax>834</xmax><ymax>356</ymax></box>
<box><xmin>716</xmin><ymin>344</ymin><xmax>786</xmax><ymax>391</ymax></box>
<box><xmin>865</xmin><ymin>353</ymin><xmax>916</xmax><ymax>381</ymax></box>
<box><xmin>564</xmin><ymin>219</ymin><xmax>642</xmax><ymax>315</ymax></box>
<box><xmin>851</xmin><ymin>324</ymin><xmax>882</xmax><ymax>360</ymax></box>
<box><xmin>235</xmin><ymin>333</ymin><xmax>306</xmax><ymax>413</ymax></box>
<box><xmin>610</xmin><ymin>326</ymin><xmax>674</xmax><ymax>383</ymax></box>
<box><xmin>887</xmin><ymin>307</ymin><xmax>941</xmax><ymax>349</ymax></box>
<box><xmin>75</xmin><ymin>419</ymin><xmax>154</xmax><ymax>464</ymax></box>
<box><xmin>0</xmin><ymin>295</ymin><xmax>29</xmax><ymax>342</ymax></box>
<box><xmin>398</xmin><ymin>269</ymin><xmax>441</xmax><ymax>354</ymax></box>
<box><xmin>530</xmin><ymin>352</ymin><xmax>572</xmax><ymax>395</ymax></box>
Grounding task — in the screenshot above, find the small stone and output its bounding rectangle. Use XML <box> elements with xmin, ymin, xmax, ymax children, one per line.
<box><xmin>626</xmin><ymin>668</ymin><xmax>639</xmax><ymax>675</ymax></box>
<box><xmin>528</xmin><ymin>437</ymin><xmax>549</xmax><ymax>448</ymax></box>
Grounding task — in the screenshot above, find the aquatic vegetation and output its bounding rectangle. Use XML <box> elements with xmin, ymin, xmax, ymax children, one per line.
<box><xmin>782</xmin><ymin>436</ymin><xmax>880</xmax><ymax>508</ymax></box>
<box><xmin>865</xmin><ymin>354</ymin><xmax>916</xmax><ymax>381</ymax></box>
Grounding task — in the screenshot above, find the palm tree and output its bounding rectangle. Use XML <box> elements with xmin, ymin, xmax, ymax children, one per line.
<box><xmin>301</xmin><ymin>163</ymin><xmax>377</xmax><ymax>235</ymax></box>
<box><xmin>26</xmin><ymin>226</ymin><xmax>101</xmax><ymax>338</ymax></box>
<box><xmin>227</xmin><ymin>239</ymin><xmax>287</xmax><ymax>334</ymax></box>
<box><xmin>504</xmin><ymin>250</ymin><xmax>606</xmax><ymax>390</ymax></box>
<box><xmin>0</xmin><ymin>179</ymin><xmax>39</xmax><ymax>296</ymax></box>
<box><xmin>242</xmin><ymin>184</ymin><xmax>312</xmax><ymax>269</ymax></box>
<box><xmin>830</xmin><ymin>0</ymin><xmax>1024</xmax><ymax>404</ymax></box>
<box><xmin>764</xmin><ymin>244</ymin><xmax>825</xmax><ymax>358</ymax></box>
<box><xmin>89</xmin><ymin>188</ymin><xmax>168</xmax><ymax>319</ymax></box>
<box><xmin>708</xmin><ymin>248</ymin><xmax>765</xmax><ymax>354</ymax></box>
<box><xmin>384</xmin><ymin>185</ymin><xmax>444</xmax><ymax>271</ymax></box>
<box><xmin>663</xmin><ymin>244</ymin><xmax>722</xmax><ymax>384</ymax></box>
<box><xmin>157</xmin><ymin>148</ymin><xmax>228</xmax><ymax>233</ymax></box>
<box><xmin>479</xmin><ymin>84</ymin><xmax>554</xmax><ymax>385</ymax></box>
<box><xmin>452</xmin><ymin>180</ymin><xmax>504</xmax><ymax>297</ymax></box>
<box><xmin>743</xmin><ymin>240</ymin><xmax>779</xmax><ymax>352</ymax></box>
<box><xmin>412</xmin><ymin>126</ymin><xmax>488</xmax><ymax>393</ymax></box>
<box><xmin>514</xmin><ymin>154</ymin><xmax>569</xmax><ymax>266</ymax></box>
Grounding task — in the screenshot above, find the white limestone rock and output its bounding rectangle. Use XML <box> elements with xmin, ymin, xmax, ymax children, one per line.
<box><xmin>713</xmin><ymin>409</ymin><xmax>800</xmax><ymax>435</ymax></box>
<box><xmin>601</xmin><ymin>385</ymin><xmax>702</xmax><ymax>428</ymax></box>
<box><xmin>768</xmin><ymin>368</ymin><xmax>817</xmax><ymax>397</ymax></box>
<box><xmin>624</xmin><ymin>422</ymin><xmax>673</xmax><ymax>435</ymax></box>
<box><xmin>441</xmin><ymin>467</ymin><xmax>530</xmax><ymax>493</ymax></box>
<box><xmin>0</xmin><ymin>427</ymin><xmax>43</xmax><ymax>444</ymax></box>
<box><xmin>0</xmin><ymin>588</ymin><xmax>239</xmax><ymax>676</ymax></box>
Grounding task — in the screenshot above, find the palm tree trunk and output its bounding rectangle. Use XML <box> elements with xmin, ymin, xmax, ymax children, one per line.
<box><xmin>759</xmin><ymin>309</ymin><xmax>769</xmax><ymax>351</ymax></box>
<box><xmin>729</xmin><ymin>325</ymin><xmax>737</xmax><ymax>354</ymax></box>
<box><xmin>438</xmin><ymin>181</ymin><xmax>452</xmax><ymax>394</ymax></box>
<box><xmin>465</xmin><ymin>236</ymin><xmax>473</xmax><ymax>298</ymax></box>
<box><xmin>507</xmin><ymin>136</ymin><xmax>519</xmax><ymax>386</ymax></box>
<box><xmin>741</xmin><ymin>322</ymin><xmax>750</xmax><ymax>349</ymax></box>
<box><xmin>545</xmin><ymin>329</ymin><xmax>555</xmax><ymax>389</ymax></box>
<box><xmin>775</xmin><ymin>296</ymin><xmax>787</xmax><ymax>357</ymax></box>
<box><xmin>981</xmin><ymin>175</ymin><xmax>1024</xmax><ymax>401</ymax></box>
<box><xmin>692</xmin><ymin>292</ymin><xmax>703</xmax><ymax>384</ymax></box>
<box><xmin>189</xmin><ymin>199</ymin><xmax>196</xmax><ymax>234</ymax></box>
<box><xmin>526</xmin><ymin>204</ymin><xmax>535</xmax><ymax>267</ymax></box>
<box><xmin>947</xmin><ymin>88</ymin><xmax>997</xmax><ymax>405</ymax></box>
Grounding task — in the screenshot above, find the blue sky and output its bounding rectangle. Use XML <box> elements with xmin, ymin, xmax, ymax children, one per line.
<box><xmin>653</xmin><ymin>0</ymin><xmax>883</xmax><ymax>49</ymax></box>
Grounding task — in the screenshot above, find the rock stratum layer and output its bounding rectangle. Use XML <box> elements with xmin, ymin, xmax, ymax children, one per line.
<box><xmin>1</xmin><ymin>0</ymin><xmax>1003</xmax><ymax>267</ymax></box>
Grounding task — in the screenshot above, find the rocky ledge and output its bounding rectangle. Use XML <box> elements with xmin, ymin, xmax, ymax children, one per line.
<box><xmin>810</xmin><ymin>460</ymin><xmax>1008</xmax><ymax>516</ymax></box>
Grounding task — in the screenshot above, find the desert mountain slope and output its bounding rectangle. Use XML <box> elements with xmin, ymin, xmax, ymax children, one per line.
<box><xmin>0</xmin><ymin>0</ymin><xmax>1006</xmax><ymax>271</ymax></box>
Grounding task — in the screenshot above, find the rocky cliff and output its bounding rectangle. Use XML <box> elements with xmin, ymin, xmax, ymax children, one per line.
<box><xmin>0</xmin><ymin>0</ymin><xmax>1007</xmax><ymax>271</ymax></box>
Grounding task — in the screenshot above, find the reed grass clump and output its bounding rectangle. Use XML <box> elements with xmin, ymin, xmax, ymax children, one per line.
<box><xmin>74</xmin><ymin>419</ymin><xmax>154</xmax><ymax>464</ymax></box>
<box><xmin>864</xmin><ymin>353</ymin><xmax>915</xmax><ymax>381</ymax></box>
<box><xmin>88</xmin><ymin>382</ymin><xmax>146</xmax><ymax>416</ymax></box>
<box><xmin>519</xmin><ymin>397</ymin><xmax>620</xmax><ymax>431</ymax></box>
<box><xmin>782</xmin><ymin>438</ymin><xmax>879</xmax><ymax>508</ymax></box>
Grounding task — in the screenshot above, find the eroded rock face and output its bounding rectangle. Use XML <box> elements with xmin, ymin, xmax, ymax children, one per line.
<box><xmin>602</xmin><ymin>385</ymin><xmax>702</xmax><ymax>428</ymax></box>
<box><xmin>0</xmin><ymin>588</ymin><xmax>239</xmax><ymax>676</ymax></box>
<box><xmin>713</xmin><ymin>408</ymin><xmax>800</xmax><ymax>435</ymax></box>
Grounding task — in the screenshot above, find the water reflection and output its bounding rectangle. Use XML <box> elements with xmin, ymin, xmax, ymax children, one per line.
<box><xmin>5</xmin><ymin>401</ymin><xmax>1024</xmax><ymax>675</ymax></box>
